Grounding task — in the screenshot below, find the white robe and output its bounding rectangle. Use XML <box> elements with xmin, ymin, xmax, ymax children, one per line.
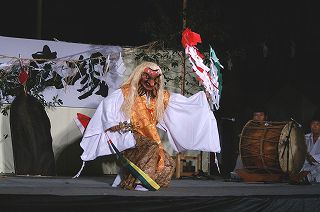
<box><xmin>301</xmin><ymin>133</ymin><xmax>320</xmax><ymax>182</ymax></box>
<box><xmin>79</xmin><ymin>89</ymin><xmax>221</xmax><ymax>162</ymax></box>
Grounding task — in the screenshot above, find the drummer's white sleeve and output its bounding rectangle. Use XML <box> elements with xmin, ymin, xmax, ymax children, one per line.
<box><xmin>157</xmin><ymin>91</ymin><xmax>221</xmax><ymax>153</ymax></box>
<box><xmin>79</xmin><ymin>89</ymin><xmax>135</xmax><ymax>161</ymax></box>
<box><xmin>310</xmin><ymin>138</ymin><xmax>320</xmax><ymax>162</ymax></box>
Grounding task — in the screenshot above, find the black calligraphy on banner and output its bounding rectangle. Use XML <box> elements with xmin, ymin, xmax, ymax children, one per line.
<box><xmin>29</xmin><ymin>45</ymin><xmax>110</xmax><ymax>100</ymax></box>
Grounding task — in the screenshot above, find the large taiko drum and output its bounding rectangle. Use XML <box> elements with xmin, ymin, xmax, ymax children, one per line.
<box><xmin>239</xmin><ymin>120</ymin><xmax>307</xmax><ymax>175</ymax></box>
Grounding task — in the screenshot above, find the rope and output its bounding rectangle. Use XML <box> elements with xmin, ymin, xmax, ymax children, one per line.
<box><xmin>0</xmin><ymin>40</ymin><xmax>161</xmax><ymax>64</ymax></box>
<box><xmin>214</xmin><ymin>152</ymin><xmax>220</xmax><ymax>174</ymax></box>
<box><xmin>72</xmin><ymin>161</ymin><xmax>86</xmax><ymax>178</ymax></box>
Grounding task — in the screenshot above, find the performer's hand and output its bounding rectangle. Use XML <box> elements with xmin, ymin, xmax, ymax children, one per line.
<box><xmin>105</xmin><ymin>125</ymin><xmax>120</xmax><ymax>132</ymax></box>
<box><xmin>105</xmin><ymin>121</ymin><xmax>135</xmax><ymax>134</ymax></box>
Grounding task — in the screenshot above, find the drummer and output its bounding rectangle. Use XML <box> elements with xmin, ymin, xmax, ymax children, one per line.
<box><xmin>252</xmin><ymin>111</ymin><xmax>267</xmax><ymax>122</ymax></box>
<box><xmin>301</xmin><ymin>112</ymin><xmax>320</xmax><ymax>183</ymax></box>
<box><xmin>230</xmin><ymin>108</ymin><xmax>268</xmax><ymax>180</ymax></box>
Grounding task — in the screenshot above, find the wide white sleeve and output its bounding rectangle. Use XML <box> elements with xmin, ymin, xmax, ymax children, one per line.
<box><xmin>79</xmin><ymin>89</ymin><xmax>135</xmax><ymax>161</ymax></box>
<box><xmin>158</xmin><ymin>91</ymin><xmax>221</xmax><ymax>153</ymax></box>
<box><xmin>310</xmin><ymin>138</ymin><xmax>320</xmax><ymax>162</ymax></box>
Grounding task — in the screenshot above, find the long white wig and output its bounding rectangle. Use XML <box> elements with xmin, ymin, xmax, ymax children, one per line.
<box><xmin>121</xmin><ymin>61</ymin><xmax>165</xmax><ymax>121</ymax></box>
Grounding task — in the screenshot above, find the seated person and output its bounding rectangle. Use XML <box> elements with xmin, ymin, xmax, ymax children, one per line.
<box><xmin>230</xmin><ymin>109</ymin><xmax>267</xmax><ymax>180</ymax></box>
<box><xmin>301</xmin><ymin>113</ymin><xmax>320</xmax><ymax>183</ymax></box>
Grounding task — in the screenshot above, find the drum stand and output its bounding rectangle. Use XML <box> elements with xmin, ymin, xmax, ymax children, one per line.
<box><xmin>281</xmin><ymin>121</ymin><xmax>294</xmax><ymax>180</ymax></box>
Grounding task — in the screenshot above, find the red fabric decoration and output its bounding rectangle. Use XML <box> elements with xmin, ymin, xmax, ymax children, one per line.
<box><xmin>18</xmin><ymin>67</ymin><xmax>29</xmax><ymax>85</ymax></box>
<box><xmin>77</xmin><ymin>113</ymin><xmax>91</xmax><ymax>129</ymax></box>
<box><xmin>195</xmin><ymin>48</ymin><xmax>204</xmax><ymax>59</ymax></box>
<box><xmin>181</xmin><ymin>28</ymin><xmax>202</xmax><ymax>48</ymax></box>
<box><xmin>196</xmin><ymin>65</ymin><xmax>204</xmax><ymax>73</ymax></box>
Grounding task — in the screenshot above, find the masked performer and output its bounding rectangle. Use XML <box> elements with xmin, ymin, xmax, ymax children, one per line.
<box><xmin>78</xmin><ymin>61</ymin><xmax>220</xmax><ymax>191</ymax></box>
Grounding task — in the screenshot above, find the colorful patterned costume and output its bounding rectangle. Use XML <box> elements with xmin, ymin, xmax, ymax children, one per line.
<box><xmin>120</xmin><ymin>85</ymin><xmax>175</xmax><ymax>189</ymax></box>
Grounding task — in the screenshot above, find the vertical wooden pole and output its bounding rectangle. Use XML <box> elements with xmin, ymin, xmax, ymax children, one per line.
<box><xmin>175</xmin><ymin>0</ymin><xmax>188</xmax><ymax>179</ymax></box>
<box><xmin>181</xmin><ymin>0</ymin><xmax>187</xmax><ymax>95</ymax></box>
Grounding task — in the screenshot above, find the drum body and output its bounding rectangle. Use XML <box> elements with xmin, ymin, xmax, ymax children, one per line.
<box><xmin>239</xmin><ymin>120</ymin><xmax>307</xmax><ymax>175</ymax></box>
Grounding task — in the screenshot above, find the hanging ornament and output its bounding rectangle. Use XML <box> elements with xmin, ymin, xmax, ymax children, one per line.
<box><xmin>18</xmin><ymin>66</ymin><xmax>29</xmax><ymax>94</ymax></box>
<box><xmin>181</xmin><ymin>28</ymin><xmax>224</xmax><ymax>111</ymax></box>
<box><xmin>18</xmin><ymin>66</ymin><xmax>29</xmax><ymax>85</ymax></box>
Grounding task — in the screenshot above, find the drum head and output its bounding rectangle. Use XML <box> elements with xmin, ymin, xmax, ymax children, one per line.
<box><xmin>278</xmin><ymin>121</ymin><xmax>307</xmax><ymax>174</ymax></box>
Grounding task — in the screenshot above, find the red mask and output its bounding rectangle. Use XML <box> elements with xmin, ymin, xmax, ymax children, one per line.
<box><xmin>138</xmin><ymin>67</ymin><xmax>161</xmax><ymax>97</ymax></box>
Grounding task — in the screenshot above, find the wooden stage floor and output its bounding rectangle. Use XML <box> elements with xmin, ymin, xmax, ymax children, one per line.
<box><xmin>1</xmin><ymin>174</ymin><xmax>320</xmax><ymax>211</ymax></box>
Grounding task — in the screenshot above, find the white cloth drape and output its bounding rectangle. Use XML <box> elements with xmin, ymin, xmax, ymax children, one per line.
<box><xmin>157</xmin><ymin>92</ymin><xmax>220</xmax><ymax>153</ymax></box>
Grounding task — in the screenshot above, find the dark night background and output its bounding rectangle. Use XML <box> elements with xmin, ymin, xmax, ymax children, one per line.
<box><xmin>1</xmin><ymin>0</ymin><xmax>319</xmax><ymax>176</ymax></box>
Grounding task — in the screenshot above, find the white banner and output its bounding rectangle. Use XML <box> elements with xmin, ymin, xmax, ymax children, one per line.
<box><xmin>0</xmin><ymin>36</ymin><xmax>126</xmax><ymax>108</ymax></box>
